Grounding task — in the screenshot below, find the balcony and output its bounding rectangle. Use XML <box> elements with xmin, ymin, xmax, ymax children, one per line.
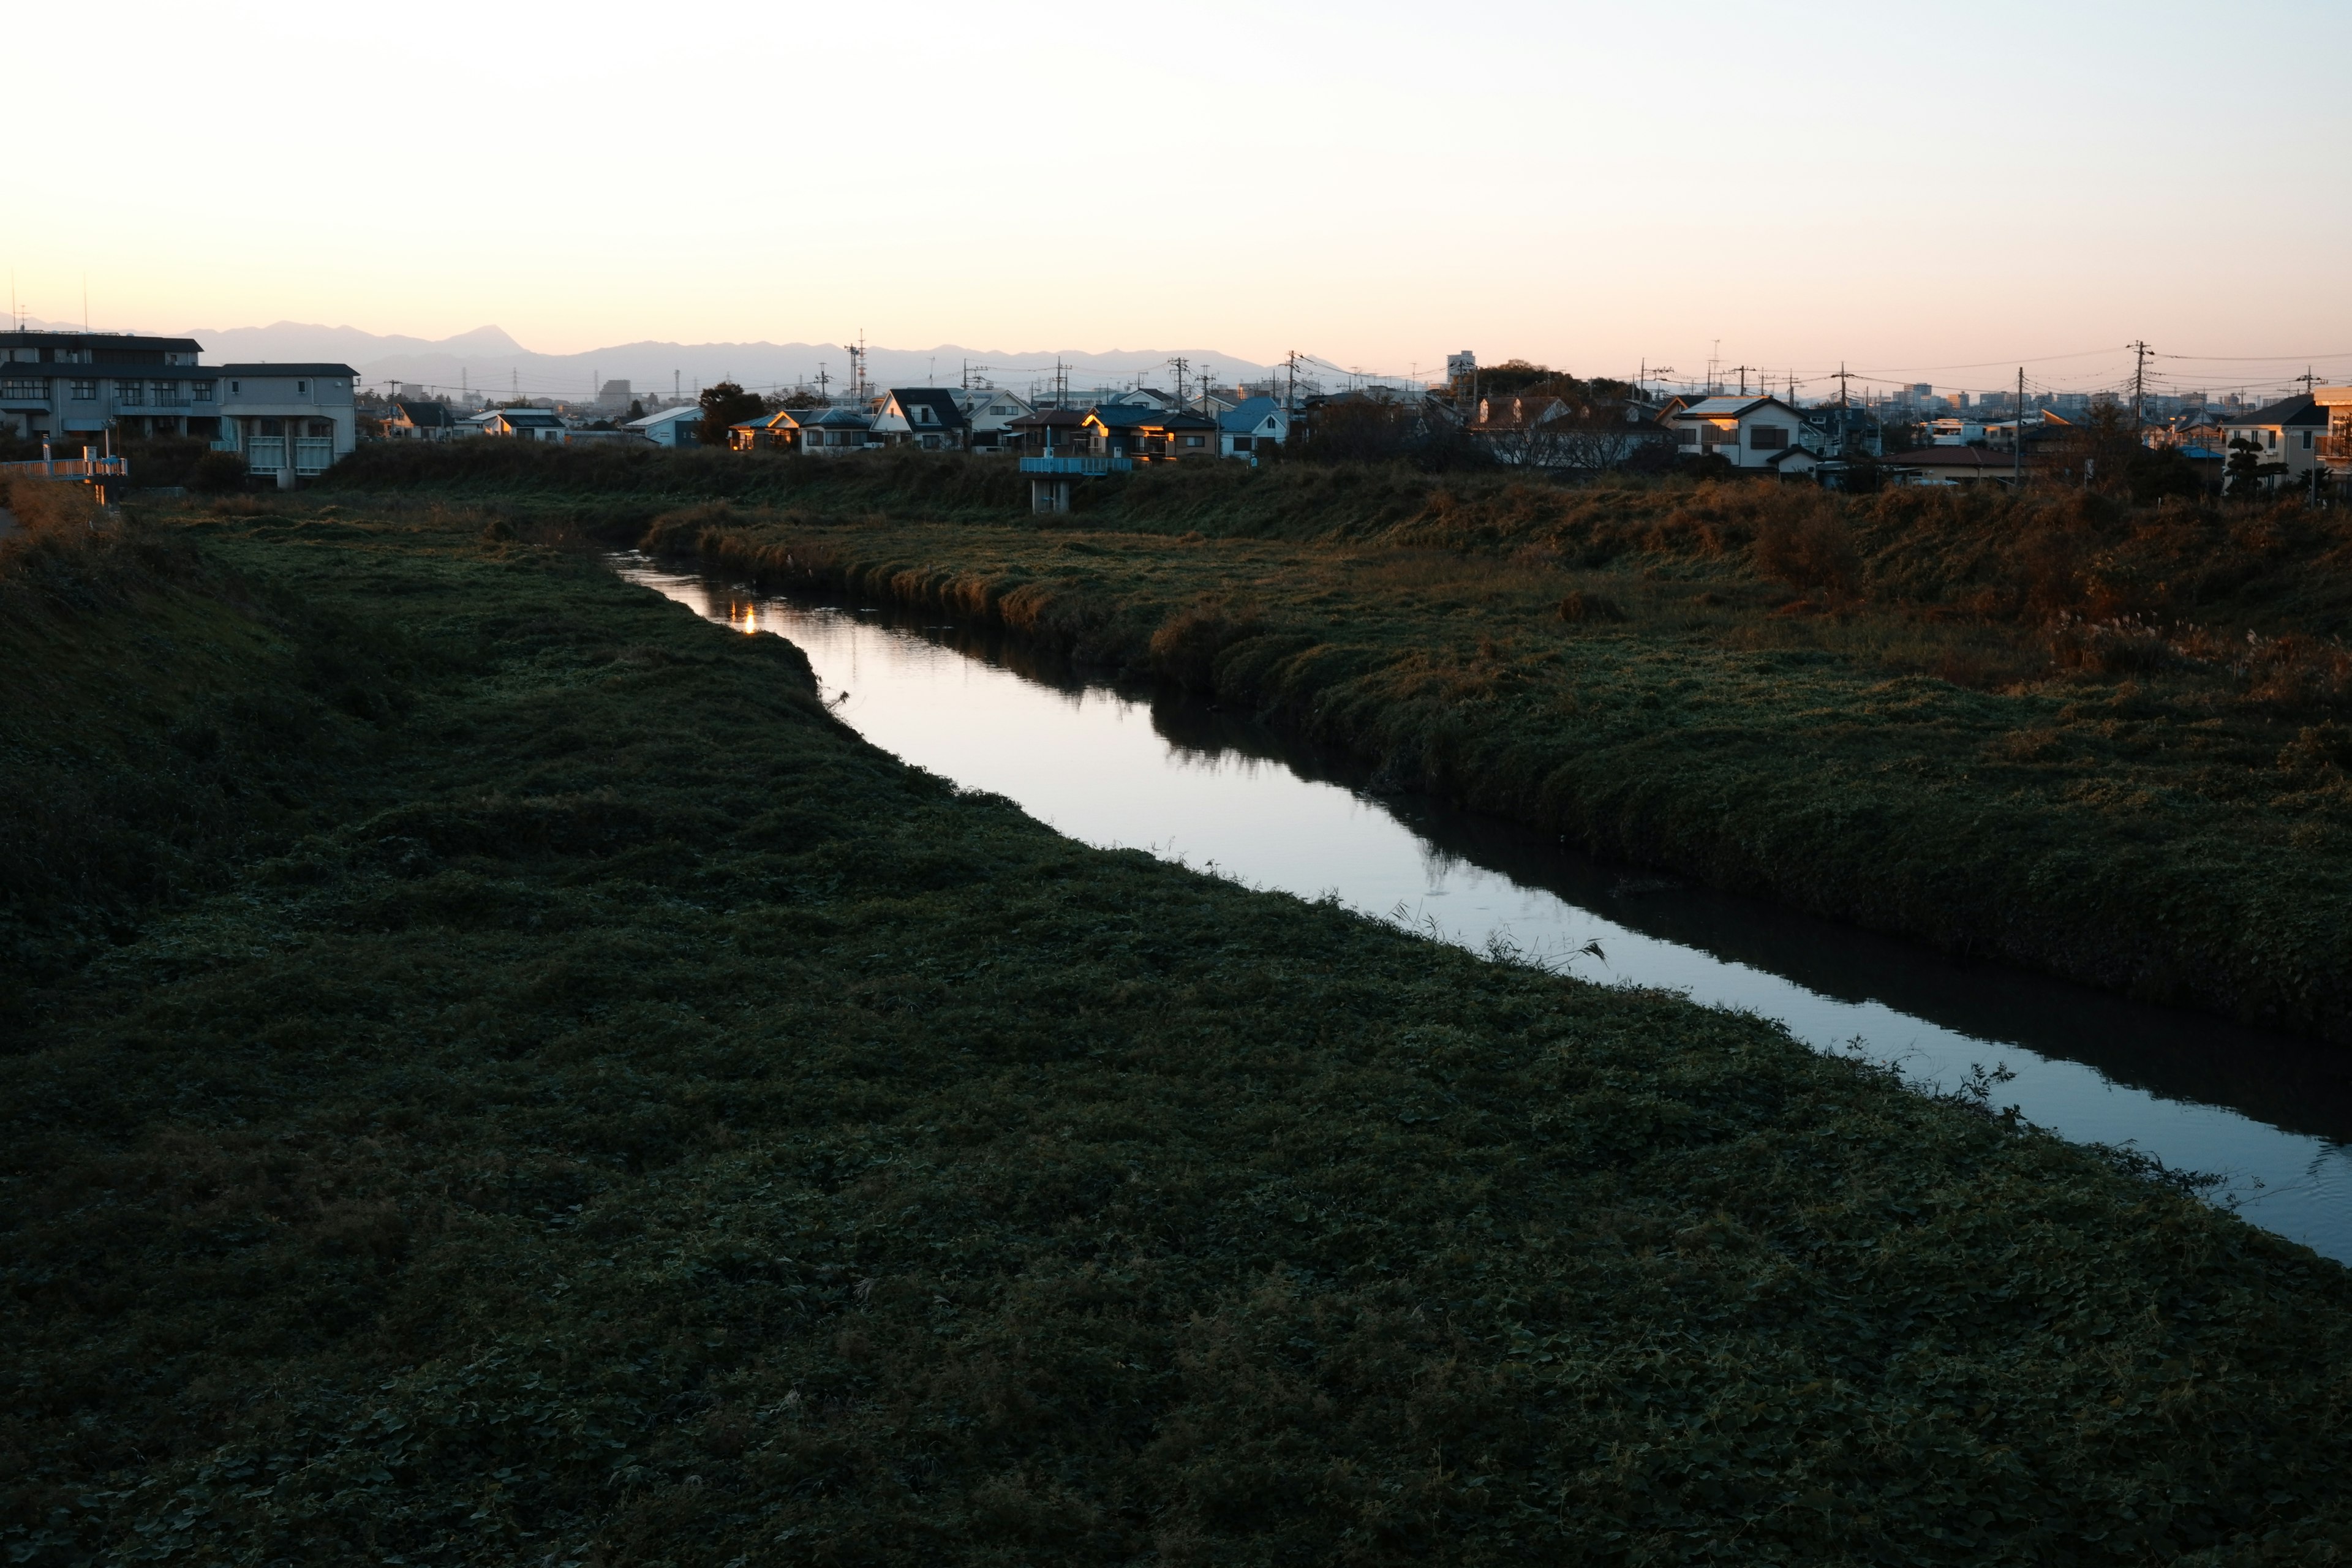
<box><xmin>2321</xmin><ymin>433</ymin><xmax>2352</xmax><ymax>465</ymax></box>
<box><xmin>1020</xmin><ymin>454</ymin><xmax>1133</xmax><ymax>476</ymax></box>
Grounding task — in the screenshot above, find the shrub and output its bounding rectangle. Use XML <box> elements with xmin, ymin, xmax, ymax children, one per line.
<box><xmin>191</xmin><ymin>450</ymin><xmax>247</xmax><ymax>493</ymax></box>
<box><xmin>1753</xmin><ymin>510</ymin><xmax>1860</xmax><ymax>596</ymax></box>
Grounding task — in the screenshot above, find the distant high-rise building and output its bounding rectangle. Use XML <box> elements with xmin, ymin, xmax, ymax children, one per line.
<box><xmin>596</xmin><ymin>379</ymin><xmax>633</xmax><ymax>412</ymax></box>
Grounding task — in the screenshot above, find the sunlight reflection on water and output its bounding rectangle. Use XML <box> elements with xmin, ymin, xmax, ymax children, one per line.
<box><xmin>617</xmin><ymin>556</ymin><xmax>2352</xmax><ymax>1265</ymax></box>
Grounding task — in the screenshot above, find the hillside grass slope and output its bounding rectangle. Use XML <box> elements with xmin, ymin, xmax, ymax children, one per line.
<box><xmin>4</xmin><ymin>501</ymin><xmax>2351</xmax><ymax>1562</ymax></box>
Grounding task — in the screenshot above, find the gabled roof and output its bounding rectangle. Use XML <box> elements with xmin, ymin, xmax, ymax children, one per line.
<box><xmin>1154</xmin><ymin>409</ymin><xmax>1219</xmax><ymax>431</ymax></box>
<box><xmin>1670</xmin><ymin>396</ymin><xmax>1798</xmax><ymax>421</ymax></box>
<box><xmin>797</xmin><ymin>405</ymin><xmax>873</xmax><ymax>429</ymax></box>
<box><xmin>1084</xmin><ymin>404</ymin><xmax>1160</xmax><ymax>431</ymax></box>
<box><xmin>625</xmin><ymin>405</ymin><xmax>700</xmax><ymax>428</ymax></box>
<box><xmin>2225</xmin><ymin>394</ymin><xmax>2329</xmax><ymax>428</ymax></box>
<box><xmin>886</xmin><ymin>388</ymin><xmax>970</xmax><ymax>430</ymax></box>
<box><xmin>482</xmin><ymin>407</ymin><xmax>564</xmax><ymax>427</ymax></box>
<box><xmin>1216</xmin><ymin>396</ymin><xmax>1284</xmax><ymax>433</ymax></box>
<box><xmin>391</xmin><ymin>399</ymin><xmax>454</xmax><ymax>427</ymax></box>
<box><xmin>735</xmin><ymin>410</ymin><xmax>804</xmax><ymax>431</ymax></box>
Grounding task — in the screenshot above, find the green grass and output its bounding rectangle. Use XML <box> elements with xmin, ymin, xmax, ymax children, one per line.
<box><xmin>9</xmin><ymin>503</ymin><xmax>2352</xmax><ymax>1564</ymax></box>
<box><xmin>533</xmin><ymin>462</ymin><xmax>2352</xmax><ymax>1042</ymax></box>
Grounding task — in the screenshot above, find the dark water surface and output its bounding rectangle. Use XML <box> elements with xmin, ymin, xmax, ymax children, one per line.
<box><xmin>617</xmin><ymin>555</ymin><xmax>2352</xmax><ymax>1264</ymax></box>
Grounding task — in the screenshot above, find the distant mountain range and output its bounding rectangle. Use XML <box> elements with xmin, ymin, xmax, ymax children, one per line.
<box><xmin>18</xmin><ymin>317</ymin><xmax>1275</xmax><ymax>401</ymax></box>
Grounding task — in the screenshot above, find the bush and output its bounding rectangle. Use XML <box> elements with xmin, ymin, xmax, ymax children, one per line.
<box><xmin>1753</xmin><ymin>510</ymin><xmax>1861</xmax><ymax>596</ymax></box>
<box><xmin>191</xmin><ymin>450</ymin><xmax>248</xmax><ymax>494</ymax></box>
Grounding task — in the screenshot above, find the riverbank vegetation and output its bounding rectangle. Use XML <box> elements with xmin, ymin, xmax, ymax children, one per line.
<box><xmin>8</xmin><ymin>499</ymin><xmax>2352</xmax><ymax>1562</ymax></box>
<box><xmin>329</xmin><ymin>442</ymin><xmax>2352</xmax><ymax>1039</ymax></box>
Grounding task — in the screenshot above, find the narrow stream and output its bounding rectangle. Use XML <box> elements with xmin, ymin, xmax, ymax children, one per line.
<box><xmin>617</xmin><ymin>554</ymin><xmax>2352</xmax><ymax>1265</ymax></box>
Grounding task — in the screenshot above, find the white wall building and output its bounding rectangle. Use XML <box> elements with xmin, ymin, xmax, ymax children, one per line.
<box><xmin>0</xmin><ymin>330</ymin><xmax>217</xmax><ymax>447</ymax></box>
<box><xmin>217</xmin><ymin>364</ymin><xmax>360</xmax><ymax>485</ymax></box>
<box><xmin>1664</xmin><ymin>395</ymin><xmax>1822</xmax><ymax>470</ymax></box>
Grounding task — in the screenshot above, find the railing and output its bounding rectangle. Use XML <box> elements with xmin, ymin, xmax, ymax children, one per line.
<box><xmin>0</xmin><ymin>457</ymin><xmax>130</xmax><ymax>479</ymax></box>
<box><xmin>2320</xmin><ymin>434</ymin><xmax>2352</xmax><ymax>464</ymax></box>
<box><xmin>1019</xmin><ymin>454</ymin><xmax>1133</xmax><ymax>475</ymax></box>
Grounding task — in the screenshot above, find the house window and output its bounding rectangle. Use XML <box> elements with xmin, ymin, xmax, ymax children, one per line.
<box><xmin>1676</xmin><ymin>427</ymin><xmax>1699</xmax><ymax>446</ymax></box>
<box><xmin>309</xmin><ymin>420</ymin><xmax>334</xmax><ymax>438</ymax></box>
<box><xmin>0</xmin><ymin>377</ymin><xmax>42</xmax><ymax>399</ymax></box>
<box><xmin>1183</xmin><ymin>434</ymin><xmax>1203</xmax><ymax>447</ymax></box>
<box><xmin>296</xmin><ymin>380</ymin><xmax>309</xmax><ymax>396</ymax></box>
<box><xmin>116</xmin><ymin>380</ymin><xmax>144</xmax><ymax>405</ymax></box>
<box><xmin>192</xmin><ymin>380</ymin><xmax>214</xmax><ymax>402</ymax></box>
<box><xmin>1749</xmin><ymin>425</ymin><xmax>1789</xmax><ymax>449</ymax></box>
<box><xmin>229</xmin><ymin>380</ymin><xmax>241</xmax><ymax>395</ymax></box>
<box><xmin>70</xmin><ymin>380</ymin><xmax>96</xmax><ymax>400</ymax></box>
<box><xmin>2303</xmin><ymin>431</ymin><xmax>2313</xmax><ymax>450</ymax></box>
<box><xmin>153</xmin><ymin>382</ymin><xmax>179</xmax><ymax>404</ymax></box>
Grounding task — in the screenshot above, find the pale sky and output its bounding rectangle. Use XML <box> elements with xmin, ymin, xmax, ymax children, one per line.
<box><xmin>10</xmin><ymin>1</ymin><xmax>2350</xmax><ymax>399</ymax></box>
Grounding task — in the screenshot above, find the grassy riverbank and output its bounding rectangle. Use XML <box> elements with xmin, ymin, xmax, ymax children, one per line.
<box><xmin>426</xmin><ymin>449</ymin><xmax>2352</xmax><ymax>1043</ymax></box>
<box><xmin>9</xmin><ymin>497</ymin><xmax>2352</xmax><ymax>1564</ymax></box>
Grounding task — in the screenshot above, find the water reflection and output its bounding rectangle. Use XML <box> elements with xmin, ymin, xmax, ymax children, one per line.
<box><xmin>614</xmin><ymin>555</ymin><xmax>2352</xmax><ymax>1265</ymax></box>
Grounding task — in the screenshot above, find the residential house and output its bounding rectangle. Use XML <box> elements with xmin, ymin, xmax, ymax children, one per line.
<box><xmin>386</xmin><ymin>399</ymin><xmax>458</xmax><ymax>440</ymax></box>
<box><xmin>871</xmin><ymin>389</ymin><xmax>971</xmax><ymax>450</ymax></box>
<box><xmin>1005</xmin><ymin>407</ymin><xmax>1088</xmax><ymax>455</ymax></box>
<box><xmin>1109</xmin><ymin>386</ymin><xmax>1180</xmax><ymax>411</ymax></box>
<box><xmin>730</xmin><ymin>410</ymin><xmax>805</xmax><ymax>452</ymax></box>
<box><xmin>1079</xmin><ymin>403</ymin><xmax>1163</xmax><ymax>457</ymax></box>
<box><xmin>1216</xmin><ymin>395</ymin><xmax>1289</xmax><ymax>459</ymax></box>
<box><xmin>468</xmin><ymin>405</ymin><xmax>569</xmax><ymax>441</ymax></box>
<box><xmin>960</xmin><ymin>388</ymin><xmax>1035</xmax><ymax>451</ymax></box>
<box><xmin>1887</xmin><ymin>445</ymin><xmax>2032</xmax><ymax>487</ymax></box>
<box><xmin>0</xmin><ymin>330</ymin><xmax>218</xmax><ymax>447</ymax></box>
<box><xmin>1139</xmin><ymin>408</ymin><xmax>1219</xmax><ymax>459</ymax></box>
<box><xmin>627</xmin><ymin>404</ymin><xmax>703</xmax><ymax>448</ymax></box>
<box><xmin>794</xmin><ymin>405</ymin><xmax>875</xmax><ymax>455</ymax></box>
<box><xmin>217</xmin><ymin>364</ymin><xmax>360</xmax><ymax>484</ymax></box>
<box><xmin>2321</xmin><ymin>388</ymin><xmax>2352</xmax><ymax>475</ymax></box>
<box><xmin>1662</xmin><ymin>396</ymin><xmax>1820</xmax><ymax>470</ymax></box>
<box><xmin>1803</xmin><ymin>405</ymin><xmax>1883</xmax><ymax>459</ymax></box>
<box><xmin>2222</xmin><ymin>394</ymin><xmax>2332</xmax><ymax>487</ymax></box>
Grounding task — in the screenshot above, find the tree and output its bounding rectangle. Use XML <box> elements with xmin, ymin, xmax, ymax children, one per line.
<box><xmin>2226</xmin><ymin>437</ymin><xmax>2282</xmax><ymax>499</ymax></box>
<box><xmin>627</xmin><ymin>399</ymin><xmax>645</xmax><ymax>420</ymax></box>
<box><xmin>697</xmin><ymin>382</ymin><xmax>764</xmax><ymax>448</ymax></box>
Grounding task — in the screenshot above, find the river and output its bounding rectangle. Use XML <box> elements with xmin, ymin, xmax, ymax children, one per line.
<box><xmin>616</xmin><ymin>554</ymin><xmax>2352</xmax><ymax>1265</ymax></box>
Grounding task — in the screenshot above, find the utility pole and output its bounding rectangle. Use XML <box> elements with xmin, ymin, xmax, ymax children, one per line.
<box><xmin>2296</xmin><ymin>366</ymin><xmax>2320</xmax><ymax>394</ymax></box>
<box><xmin>1285</xmin><ymin>350</ymin><xmax>1301</xmax><ymax>411</ymax></box>
<box><xmin>1727</xmin><ymin>364</ymin><xmax>1756</xmax><ymax>398</ymax></box>
<box><xmin>2128</xmin><ymin>339</ymin><xmax>2152</xmax><ymax>431</ymax></box>
<box><xmin>815</xmin><ymin>364</ymin><xmax>830</xmax><ymax>402</ymax></box>
<box><xmin>2015</xmin><ymin>366</ymin><xmax>2026</xmax><ymax>489</ymax></box>
<box><xmin>1835</xmin><ymin>362</ymin><xmax>1852</xmax><ymax>409</ymax></box>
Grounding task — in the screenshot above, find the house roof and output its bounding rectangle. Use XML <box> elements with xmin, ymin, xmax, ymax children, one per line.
<box><xmin>1084</xmin><ymin>404</ymin><xmax>1160</xmax><ymax>431</ymax></box>
<box><xmin>217</xmin><ymin>363</ymin><xmax>360</xmax><ymax>378</ymax></box>
<box><xmin>1672</xmin><ymin>396</ymin><xmax>1797</xmax><ymax>421</ymax></box>
<box><xmin>735</xmin><ymin>410</ymin><xmax>804</xmax><ymax>431</ymax></box>
<box><xmin>1891</xmin><ymin>445</ymin><xmax>2021</xmax><ymax>469</ymax></box>
<box><xmin>1</xmin><ymin>330</ymin><xmax>203</xmax><ymax>356</ymax></box>
<box><xmin>797</xmin><ymin>405</ymin><xmax>873</xmax><ymax>428</ymax></box>
<box><xmin>391</xmin><ymin>400</ymin><xmax>454</xmax><ymax>427</ymax></box>
<box><xmin>1216</xmin><ymin>396</ymin><xmax>1284</xmax><ymax>433</ymax></box>
<box><xmin>484</xmin><ymin>407</ymin><xmax>564</xmax><ymax>427</ymax></box>
<box><xmin>1008</xmin><ymin>408</ymin><xmax>1088</xmax><ymax>429</ymax></box>
<box><xmin>1154</xmin><ymin>409</ymin><xmax>1219</xmax><ymax>431</ymax></box>
<box><xmin>625</xmin><ymin>405</ymin><xmax>700</xmax><ymax>428</ymax></box>
<box><xmin>887</xmin><ymin>388</ymin><xmax>970</xmax><ymax>430</ymax></box>
<box><xmin>2225</xmin><ymin>394</ymin><xmax>2329</xmax><ymax>428</ymax></box>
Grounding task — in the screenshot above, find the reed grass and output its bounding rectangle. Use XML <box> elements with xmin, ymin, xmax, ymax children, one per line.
<box><xmin>7</xmin><ymin>501</ymin><xmax>2352</xmax><ymax>1562</ymax></box>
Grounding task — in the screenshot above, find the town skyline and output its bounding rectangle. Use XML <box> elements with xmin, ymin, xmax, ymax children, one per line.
<box><xmin>9</xmin><ymin>2</ymin><xmax>2349</xmax><ymax>388</ymax></box>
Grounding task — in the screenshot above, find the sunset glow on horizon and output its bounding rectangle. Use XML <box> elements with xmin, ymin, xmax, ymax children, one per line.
<box><xmin>10</xmin><ymin>2</ymin><xmax>2351</xmax><ymax>398</ymax></box>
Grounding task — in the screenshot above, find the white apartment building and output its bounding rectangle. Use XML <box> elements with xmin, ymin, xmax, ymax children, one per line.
<box><xmin>0</xmin><ymin>330</ymin><xmax>218</xmax><ymax>448</ymax></box>
<box><xmin>216</xmin><ymin>364</ymin><xmax>361</xmax><ymax>484</ymax></box>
